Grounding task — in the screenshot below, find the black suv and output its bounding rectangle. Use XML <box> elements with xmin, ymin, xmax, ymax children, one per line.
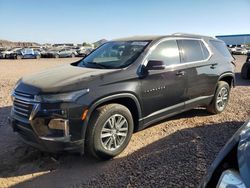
<box><xmin>9</xmin><ymin>34</ymin><xmax>235</xmax><ymax>159</ymax></box>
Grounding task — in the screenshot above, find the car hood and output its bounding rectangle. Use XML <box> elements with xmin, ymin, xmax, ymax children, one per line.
<box><xmin>2</xmin><ymin>51</ymin><xmax>13</xmax><ymax>54</ymax></box>
<box><xmin>19</xmin><ymin>64</ymin><xmax>119</xmax><ymax>93</ymax></box>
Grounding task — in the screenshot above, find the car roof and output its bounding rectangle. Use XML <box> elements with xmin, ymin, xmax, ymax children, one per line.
<box><xmin>113</xmin><ymin>35</ymin><xmax>166</xmax><ymax>42</ymax></box>
<box><xmin>112</xmin><ymin>33</ymin><xmax>216</xmax><ymax>42</ymax></box>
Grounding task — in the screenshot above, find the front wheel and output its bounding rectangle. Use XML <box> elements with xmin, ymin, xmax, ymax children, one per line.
<box><xmin>207</xmin><ymin>81</ymin><xmax>230</xmax><ymax>114</ymax></box>
<box><xmin>85</xmin><ymin>104</ymin><xmax>134</xmax><ymax>160</ymax></box>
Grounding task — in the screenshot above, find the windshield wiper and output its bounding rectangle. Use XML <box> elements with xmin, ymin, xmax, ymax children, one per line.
<box><xmin>85</xmin><ymin>61</ymin><xmax>111</xmax><ymax>69</ymax></box>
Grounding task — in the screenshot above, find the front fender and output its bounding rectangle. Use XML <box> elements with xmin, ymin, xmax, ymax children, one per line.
<box><xmin>80</xmin><ymin>92</ymin><xmax>142</xmax><ymax>151</ymax></box>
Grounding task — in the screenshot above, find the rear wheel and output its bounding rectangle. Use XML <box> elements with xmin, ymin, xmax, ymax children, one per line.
<box><xmin>207</xmin><ymin>81</ymin><xmax>230</xmax><ymax>114</ymax></box>
<box><xmin>85</xmin><ymin>104</ymin><xmax>134</xmax><ymax>160</ymax></box>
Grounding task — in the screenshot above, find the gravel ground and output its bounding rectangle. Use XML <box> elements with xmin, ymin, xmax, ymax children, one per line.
<box><xmin>0</xmin><ymin>56</ymin><xmax>249</xmax><ymax>188</ymax></box>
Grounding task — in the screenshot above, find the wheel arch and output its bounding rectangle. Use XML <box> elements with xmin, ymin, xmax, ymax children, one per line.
<box><xmin>81</xmin><ymin>93</ymin><xmax>142</xmax><ymax>143</ymax></box>
<box><xmin>218</xmin><ymin>72</ymin><xmax>235</xmax><ymax>88</ymax></box>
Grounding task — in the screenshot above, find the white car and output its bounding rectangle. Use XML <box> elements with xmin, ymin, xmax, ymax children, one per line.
<box><xmin>0</xmin><ymin>48</ymin><xmax>22</xmax><ymax>58</ymax></box>
<box><xmin>77</xmin><ymin>47</ymin><xmax>93</xmax><ymax>57</ymax></box>
<box><xmin>58</xmin><ymin>49</ymin><xmax>78</xmax><ymax>58</ymax></box>
<box><xmin>232</xmin><ymin>47</ymin><xmax>248</xmax><ymax>55</ymax></box>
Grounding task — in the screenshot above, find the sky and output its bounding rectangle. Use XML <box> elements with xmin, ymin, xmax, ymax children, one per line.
<box><xmin>0</xmin><ymin>0</ymin><xmax>249</xmax><ymax>44</ymax></box>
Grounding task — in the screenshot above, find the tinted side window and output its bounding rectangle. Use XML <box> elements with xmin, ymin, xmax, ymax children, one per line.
<box><xmin>148</xmin><ymin>40</ymin><xmax>180</xmax><ymax>66</ymax></box>
<box><xmin>210</xmin><ymin>40</ymin><xmax>232</xmax><ymax>58</ymax></box>
<box><xmin>178</xmin><ymin>40</ymin><xmax>206</xmax><ymax>62</ymax></box>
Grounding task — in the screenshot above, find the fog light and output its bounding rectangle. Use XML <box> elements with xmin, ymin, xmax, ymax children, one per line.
<box><xmin>48</xmin><ymin>119</ymin><xmax>69</xmax><ymax>136</ymax></box>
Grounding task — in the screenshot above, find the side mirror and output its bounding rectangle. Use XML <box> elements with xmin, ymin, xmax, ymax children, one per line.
<box><xmin>146</xmin><ymin>60</ymin><xmax>165</xmax><ymax>70</ymax></box>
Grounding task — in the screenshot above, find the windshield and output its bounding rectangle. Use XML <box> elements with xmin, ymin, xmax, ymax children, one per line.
<box><xmin>78</xmin><ymin>41</ymin><xmax>150</xmax><ymax>69</ymax></box>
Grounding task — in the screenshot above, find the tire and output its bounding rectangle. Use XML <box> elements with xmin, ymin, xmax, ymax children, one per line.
<box><xmin>207</xmin><ymin>81</ymin><xmax>230</xmax><ymax>114</ymax></box>
<box><xmin>16</xmin><ymin>55</ymin><xmax>22</xmax><ymax>60</ymax></box>
<box><xmin>241</xmin><ymin>63</ymin><xmax>250</xmax><ymax>79</ymax></box>
<box><xmin>85</xmin><ymin>103</ymin><xmax>134</xmax><ymax>160</ymax></box>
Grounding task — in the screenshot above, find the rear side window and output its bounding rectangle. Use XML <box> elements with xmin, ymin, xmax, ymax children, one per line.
<box><xmin>210</xmin><ymin>40</ymin><xmax>232</xmax><ymax>58</ymax></box>
<box><xmin>148</xmin><ymin>40</ymin><xmax>180</xmax><ymax>66</ymax></box>
<box><xmin>177</xmin><ymin>40</ymin><xmax>209</xmax><ymax>62</ymax></box>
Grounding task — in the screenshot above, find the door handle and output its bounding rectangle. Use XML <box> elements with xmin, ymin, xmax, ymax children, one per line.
<box><xmin>210</xmin><ymin>63</ymin><xmax>218</xmax><ymax>69</ymax></box>
<box><xmin>176</xmin><ymin>70</ymin><xmax>185</xmax><ymax>76</ymax></box>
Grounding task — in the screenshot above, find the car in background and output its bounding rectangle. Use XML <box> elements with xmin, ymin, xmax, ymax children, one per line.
<box><xmin>241</xmin><ymin>52</ymin><xmax>250</xmax><ymax>79</ymax></box>
<box><xmin>7</xmin><ymin>48</ymin><xmax>41</xmax><ymax>59</ymax></box>
<box><xmin>41</xmin><ymin>48</ymin><xmax>77</xmax><ymax>58</ymax></box>
<box><xmin>0</xmin><ymin>47</ymin><xmax>22</xmax><ymax>59</ymax></box>
<box><xmin>41</xmin><ymin>49</ymin><xmax>60</xmax><ymax>58</ymax></box>
<box><xmin>76</xmin><ymin>47</ymin><xmax>93</xmax><ymax>57</ymax></box>
<box><xmin>232</xmin><ymin>47</ymin><xmax>248</xmax><ymax>55</ymax></box>
<box><xmin>200</xmin><ymin>120</ymin><xmax>250</xmax><ymax>188</ymax></box>
<box><xmin>0</xmin><ymin>48</ymin><xmax>7</xmax><ymax>58</ymax></box>
<box><xmin>58</xmin><ymin>48</ymin><xmax>78</xmax><ymax>58</ymax></box>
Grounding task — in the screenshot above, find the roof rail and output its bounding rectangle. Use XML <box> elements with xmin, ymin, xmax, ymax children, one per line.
<box><xmin>172</xmin><ymin>32</ymin><xmax>214</xmax><ymax>38</ymax></box>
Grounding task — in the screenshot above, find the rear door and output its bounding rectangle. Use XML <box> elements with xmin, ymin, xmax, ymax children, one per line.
<box><xmin>176</xmin><ymin>39</ymin><xmax>217</xmax><ymax>106</ymax></box>
<box><xmin>140</xmin><ymin>39</ymin><xmax>188</xmax><ymax>123</ymax></box>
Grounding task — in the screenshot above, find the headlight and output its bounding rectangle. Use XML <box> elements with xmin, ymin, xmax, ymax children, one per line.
<box><xmin>36</xmin><ymin>89</ymin><xmax>89</xmax><ymax>102</ymax></box>
<box><xmin>217</xmin><ymin>170</ymin><xmax>246</xmax><ymax>188</ymax></box>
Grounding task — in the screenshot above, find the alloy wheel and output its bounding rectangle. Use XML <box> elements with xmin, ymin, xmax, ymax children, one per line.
<box><xmin>216</xmin><ymin>87</ymin><xmax>229</xmax><ymax>111</ymax></box>
<box><xmin>100</xmin><ymin>114</ymin><xmax>128</xmax><ymax>151</ymax></box>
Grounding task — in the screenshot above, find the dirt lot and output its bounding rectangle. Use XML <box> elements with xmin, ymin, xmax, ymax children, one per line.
<box><xmin>0</xmin><ymin>56</ymin><xmax>249</xmax><ymax>188</ymax></box>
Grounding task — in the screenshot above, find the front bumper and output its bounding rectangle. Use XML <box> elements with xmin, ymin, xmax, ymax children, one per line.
<box><xmin>9</xmin><ymin>93</ymin><xmax>86</xmax><ymax>153</ymax></box>
<box><xmin>9</xmin><ymin>116</ymin><xmax>84</xmax><ymax>152</ymax></box>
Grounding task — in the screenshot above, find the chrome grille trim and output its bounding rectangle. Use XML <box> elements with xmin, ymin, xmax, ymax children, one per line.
<box><xmin>14</xmin><ymin>101</ymin><xmax>29</xmax><ymax>108</ymax></box>
<box><xmin>13</xmin><ymin>108</ymin><xmax>29</xmax><ymax>117</ymax></box>
<box><xmin>13</xmin><ymin>105</ymin><xmax>29</xmax><ymax>112</ymax></box>
<box><xmin>14</xmin><ymin>91</ymin><xmax>34</xmax><ymax>99</ymax></box>
<box><xmin>13</xmin><ymin>95</ymin><xmax>37</xmax><ymax>103</ymax></box>
<box><xmin>13</xmin><ymin>91</ymin><xmax>36</xmax><ymax>120</ymax></box>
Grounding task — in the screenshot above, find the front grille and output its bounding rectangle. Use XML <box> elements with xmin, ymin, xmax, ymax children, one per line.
<box><xmin>15</xmin><ymin>91</ymin><xmax>34</xmax><ymax>99</ymax></box>
<box><xmin>13</xmin><ymin>91</ymin><xmax>34</xmax><ymax>120</ymax></box>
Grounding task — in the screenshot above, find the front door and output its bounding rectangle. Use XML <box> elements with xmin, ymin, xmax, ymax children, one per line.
<box><xmin>140</xmin><ymin>39</ymin><xmax>188</xmax><ymax>124</ymax></box>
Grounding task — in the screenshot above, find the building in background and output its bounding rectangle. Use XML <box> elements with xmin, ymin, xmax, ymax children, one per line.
<box><xmin>216</xmin><ymin>34</ymin><xmax>250</xmax><ymax>46</ymax></box>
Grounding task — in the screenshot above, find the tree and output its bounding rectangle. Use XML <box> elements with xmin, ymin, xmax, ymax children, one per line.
<box><xmin>82</xmin><ymin>42</ymin><xmax>92</xmax><ymax>47</ymax></box>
